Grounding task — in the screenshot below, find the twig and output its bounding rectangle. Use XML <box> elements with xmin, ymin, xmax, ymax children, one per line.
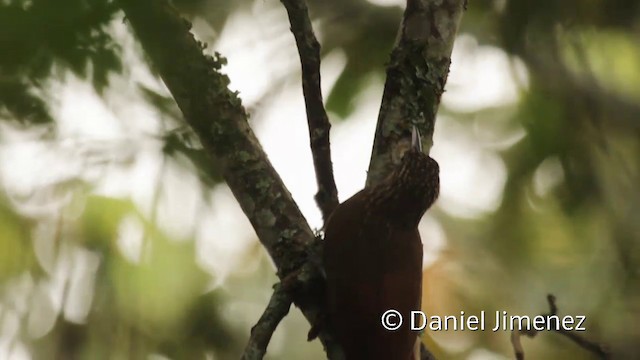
<box><xmin>511</xmin><ymin>294</ymin><xmax>610</xmax><ymax>360</ymax></box>
<box><xmin>281</xmin><ymin>0</ymin><xmax>339</xmax><ymax>222</ymax></box>
<box><xmin>242</xmin><ymin>284</ymin><xmax>293</xmax><ymax>360</ymax></box>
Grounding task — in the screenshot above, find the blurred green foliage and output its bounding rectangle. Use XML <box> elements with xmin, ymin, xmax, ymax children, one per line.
<box><xmin>0</xmin><ymin>0</ymin><xmax>121</xmax><ymax>124</ymax></box>
<box><xmin>0</xmin><ymin>194</ymin><xmax>33</xmax><ymax>282</ymax></box>
<box><xmin>0</xmin><ymin>0</ymin><xmax>639</xmax><ymax>359</ymax></box>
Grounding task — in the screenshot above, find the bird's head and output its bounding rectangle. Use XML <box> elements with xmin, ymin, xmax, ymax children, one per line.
<box><xmin>370</xmin><ymin>126</ymin><xmax>440</xmax><ymax>227</ymax></box>
<box><xmin>395</xmin><ymin>126</ymin><xmax>440</xmax><ymax>206</ymax></box>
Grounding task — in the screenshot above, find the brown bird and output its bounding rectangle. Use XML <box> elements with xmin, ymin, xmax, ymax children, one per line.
<box><xmin>323</xmin><ymin>127</ymin><xmax>440</xmax><ymax>360</ymax></box>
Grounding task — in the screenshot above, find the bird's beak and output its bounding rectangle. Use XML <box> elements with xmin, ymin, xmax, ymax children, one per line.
<box><xmin>411</xmin><ymin>126</ymin><xmax>423</xmax><ymax>152</ymax></box>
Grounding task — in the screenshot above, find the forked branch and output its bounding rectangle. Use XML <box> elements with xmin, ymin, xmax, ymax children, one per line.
<box><xmin>117</xmin><ymin>0</ymin><xmax>340</xmax><ymax>356</ymax></box>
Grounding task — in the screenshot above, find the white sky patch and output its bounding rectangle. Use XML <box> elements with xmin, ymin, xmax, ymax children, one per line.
<box><xmin>117</xmin><ymin>215</ymin><xmax>145</xmax><ymax>264</ymax></box>
<box><xmin>329</xmin><ymin>75</ymin><xmax>382</xmax><ymax>203</ymax></box>
<box><xmin>0</xmin><ymin>274</ymin><xmax>34</xmax><ymax>317</ymax></box>
<box><xmin>26</xmin><ymin>282</ymin><xmax>57</xmax><ymax>339</ymax></box>
<box><xmin>92</xmin><ymin>140</ymin><xmax>162</xmax><ymax>209</ymax></box>
<box><xmin>0</xmin><ymin>341</ymin><xmax>31</xmax><ymax>360</ymax></box>
<box><xmin>54</xmin><ymin>77</ymin><xmax>124</xmax><ymax>139</ymax></box>
<box><xmin>216</xmin><ymin>6</ymin><xmax>299</xmax><ymax>104</ymax></box>
<box><xmin>445</xmin><ymin>34</ymin><xmax>529</xmax><ymax>112</ymax></box>
<box><xmin>365</xmin><ymin>0</ymin><xmax>404</xmax><ymax>7</ymax></box>
<box><xmin>195</xmin><ymin>186</ymin><xmax>256</xmax><ymax>285</ymax></box>
<box><xmin>253</xmin><ymin>73</ymin><xmax>378</xmax><ymax>230</ymax></box>
<box><xmin>533</xmin><ymin>156</ymin><xmax>565</xmax><ymax>197</ymax></box>
<box><xmin>63</xmin><ymin>248</ymin><xmax>101</xmax><ymax>324</ymax></box>
<box><xmin>32</xmin><ymin>222</ymin><xmax>59</xmax><ymax>275</ymax></box>
<box><xmin>251</xmin><ymin>50</ymin><xmax>349</xmax><ymax>230</ymax></box>
<box><xmin>420</xmin><ymin>216</ymin><xmax>447</xmax><ymax>268</ymax></box>
<box><xmin>0</xmin><ymin>140</ymin><xmax>71</xmax><ymax>198</ymax></box>
<box><xmin>252</xmin><ymin>83</ymin><xmax>322</xmax><ymax>228</ymax></box>
<box><xmin>153</xmin><ymin>159</ymin><xmax>202</xmax><ymax>241</ymax></box>
<box><xmin>432</xmin><ymin>117</ymin><xmax>507</xmax><ymax>218</ymax></box>
<box><xmin>1</xmin><ymin>297</ymin><xmax>25</xmax><ymax>357</ymax></box>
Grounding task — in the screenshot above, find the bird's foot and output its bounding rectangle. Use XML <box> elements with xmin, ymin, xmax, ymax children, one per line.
<box><xmin>307</xmin><ymin>311</ymin><xmax>328</xmax><ymax>341</ymax></box>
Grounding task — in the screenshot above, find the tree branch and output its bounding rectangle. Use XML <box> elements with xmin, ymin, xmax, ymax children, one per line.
<box><xmin>366</xmin><ymin>0</ymin><xmax>465</xmax><ymax>186</ymax></box>
<box><xmin>242</xmin><ymin>283</ymin><xmax>293</xmax><ymax>360</ymax></box>
<box><xmin>366</xmin><ymin>1</ymin><xmax>465</xmax><ymax>357</ymax></box>
<box><xmin>116</xmin><ymin>0</ymin><xmax>341</xmax><ymax>357</ymax></box>
<box><xmin>117</xmin><ymin>0</ymin><xmax>464</xmax><ymax>358</ymax></box>
<box><xmin>281</xmin><ymin>0</ymin><xmax>339</xmax><ymax>222</ymax></box>
<box><xmin>510</xmin><ymin>294</ymin><xmax>610</xmax><ymax>360</ymax></box>
<box><xmin>118</xmin><ymin>0</ymin><xmax>308</xmax><ymax>276</ymax></box>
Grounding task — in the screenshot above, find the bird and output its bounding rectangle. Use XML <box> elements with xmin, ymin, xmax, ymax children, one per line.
<box><xmin>323</xmin><ymin>126</ymin><xmax>440</xmax><ymax>360</ymax></box>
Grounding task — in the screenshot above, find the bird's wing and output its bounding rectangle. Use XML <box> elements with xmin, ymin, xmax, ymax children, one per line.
<box><xmin>324</xmin><ymin>191</ymin><xmax>423</xmax><ymax>359</ymax></box>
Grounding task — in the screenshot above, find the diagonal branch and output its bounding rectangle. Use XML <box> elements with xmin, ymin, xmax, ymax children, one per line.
<box><xmin>366</xmin><ymin>0</ymin><xmax>465</xmax><ymax>186</ymax></box>
<box><xmin>281</xmin><ymin>0</ymin><xmax>339</xmax><ymax>222</ymax></box>
<box><xmin>242</xmin><ymin>283</ymin><xmax>293</xmax><ymax>360</ymax></box>
<box><xmin>118</xmin><ymin>0</ymin><xmax>309</xmax><ymax>278</ymax></box>
<box><xmin>116</xmin><ymin>0</ymin><xmax>341</xmax><ymax>356</ymax></box>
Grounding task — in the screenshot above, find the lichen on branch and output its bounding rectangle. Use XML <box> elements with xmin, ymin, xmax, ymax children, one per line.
<box><xmin>367</xmin><ymin>0</ymin><xmax>465</xmax><ymax>186</ymax></box>
<box><xmin>116</xmin><ymin>0</ymin><xmax>340</xmax><ymax>355</ymax></box>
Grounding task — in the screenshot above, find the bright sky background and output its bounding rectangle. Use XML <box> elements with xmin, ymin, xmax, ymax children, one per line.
<box><xmin>0</xmin><ymin>5</ymin><xmax>531</xmax><ymax>282</ymax></box>
<box><xmin>0</xmin><ymin>5</ymin><xmax>529</xmax><ymax>359</ymax></box>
